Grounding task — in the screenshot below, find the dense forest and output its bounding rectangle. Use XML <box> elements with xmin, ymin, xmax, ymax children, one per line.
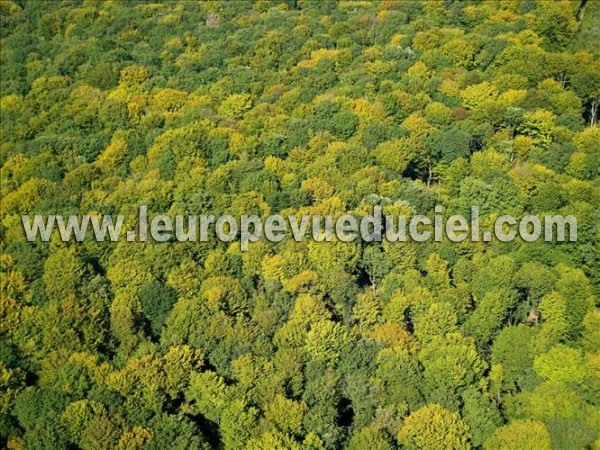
<box><xmin>1</xmin><ymin>1</ymin><xmax>599</xmax><ymax>449</ymax></box>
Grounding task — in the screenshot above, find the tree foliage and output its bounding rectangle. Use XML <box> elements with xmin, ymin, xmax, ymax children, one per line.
<box><xmin>1</xmin><ymin>0</ymin><xmax>599</xmax><ymax>448</ymax></box>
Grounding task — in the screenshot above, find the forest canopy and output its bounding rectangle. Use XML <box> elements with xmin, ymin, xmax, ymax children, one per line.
<box><xmin>0</xmin><ymin>1</ymin><xmax>599</xmax><ymax>449</ymax></box>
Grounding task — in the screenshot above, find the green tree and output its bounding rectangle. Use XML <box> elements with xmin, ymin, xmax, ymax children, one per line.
<box><xmin>484</xmin><ymin>420</ymin><xmax>551</xmax><ymax>450</ymax></box>
<box><xmin>397</xmin><ymin>403</ymin><xmax>471</xmax><ymax>450</ymax></box>
<box><xmin>533</xmin><ymin>344</ymin><xmax>586</xmax><ymax>384</ymax></box>
<box><xmin>461</xmin><ymin>387</ymin><xmax>502</xmax><ymax>448</ymax></box>
<box><xmin>220</xmin><ymin>399</ymin><xmax>258</xmax><ymax>449</ymax></box>
<box><xmin>346</xmin><ymin>426</ymin><xmax>393</xmax><ymax>450</ymax></box>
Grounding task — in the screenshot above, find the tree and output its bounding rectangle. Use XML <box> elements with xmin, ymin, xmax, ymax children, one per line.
<box><xmin>351</xmin><ymin>291</ymin><xmax>382</xmax><ymax>331</ymax></box>
<box><xmin>461</xmin><ymin>82</ymin><xmax>498</xmax><ymax>110</ymax></box>
<box><xmin>514</xmin><ymin>262</ymin><xmax>556</xmax><ymax>306</ymax></box>
<box><xmin>375</xmin><ymin>347</ymin><xmax>424</xmax><ymax>410</ymax></box>
<box><xmin>517</xmin><ymin>381</ymin><xmax>599</xmax><ymax>450</ymax></box>
<box><xmin>484</xmin><ymin>420</ymin><xmax>551</xmax><ymax>450</ymax></box>
<box><xmin>147</xmin><ymin>413</ymin><xmax>209</xmax><ymax>450</ymax></box>
<box><xmin>161</xmin><ymin>345</ymin><xmax>204</xmax><ymax>399</ymax></box>
<box><xmin>138</xmin><ymin>281</ymin><xmax>177</xmax><ymax>338</ymax></box>
<box><xmin>554</xmin><ymin>266</ymin><xmax>594</xmax><ymax>340</ymax></box>
<box><xmin>61</xmin><ymin>400</ymin><xmax>106</xmax><ymax>446</ymax></box>
<box><xmin>245</xmin><ymin>431</ymin><xmax>302</xmax><ymax>450</ymax></box>
<box><xmin>263</xmin><ymin>394</ymin><xmax>307</xmax><ymax>437</ymax></box>
<box><xmin>460</xmin><ymin>387</ymin><xmax>502</xmax><ymax>448</ymax></box>
<box><xmin>2</xmin><ymin>1</ymin><xmax>600</xmax><ymax>447</ymax></box>
<box><xmin>360</xmin><ymin>246</ymin><xmax>392</xmax><ymax>289</ymax></box>
<box><xmin>426</xmin><ymin>128</ymin><xmax>471</xmax><ymax>166</ymax></box>
<box><xmin>491</xmin><ymin>325</ymin><xmax>541</xmax><ymax>392</ymax></box>
<box><xmin>305</xmin><ymin>320</ymin><xmax>349</xmax><ymax>367</ymax></box>
<box><xmin>420</xmin><ymin>333</ymin><xmax>486</xmax><ymax>408</ymax></box>
<box><xmin>533</xmin><ymin>1</ymin><xmax>578</xmax><ymax>50</ymax></box>
<box><xmin>582</xmin><ymin>309</ymin><xmax>600</xmax><ymax>352</ymax></box>
<box><xmin>218</xmin><ymin>93</ymin><xmax>253</xmax><ymax>120</ymax></box>
<box><xmin>397</xmin><ymin>404</ymin><xmax>471</xmax><ymax>450</ymax></box>
<box><xmin>373</xmin><ymin>138</ymin><xmax>415</xmax><ymax>174</ymax></box>
<box><xmin>220</xmin><ymin>399</ymin><xmax>258</xmax><ymax>449</ymax></box>
<box><xmin>184</xmin><ymin>371</ymin><xmax>231</xmax><ymax>422</ymax></box>
<box><xmin>414</xmin><ymin>303</ymin><xmax>458</xmax><ymax>344</ymax></box>
<box><xmin>346</xmin><ymin>426</ymin><xmax>393</xmax><ymax>450</ymax></box>
<box><xmin>42</xmin><ymin>248</ymin><xmax>87</xmax><ymax>302</ymax></box>
<box><xmin>201</xmin><ymin>276</ymin><xmax>248</xmax><ymax>316</ymax></box>
<box><xmin>533</xmin><ymin>344</ymin><xmax>586</xmax><ymax>384</ymax></box>
<box><xmin>537</xmin><ymin>291</ymin><xmax>569</xmax><ymax>350</ymax></box>
<box><xmin>571</xmin><ymin>64</ymin><xmax>600</xmax><ymax>126</ymax></box>
<box><xmin>464</xmin><ymin>289</ymin><xmax>517</xmax><ymax>345</ymax></box>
